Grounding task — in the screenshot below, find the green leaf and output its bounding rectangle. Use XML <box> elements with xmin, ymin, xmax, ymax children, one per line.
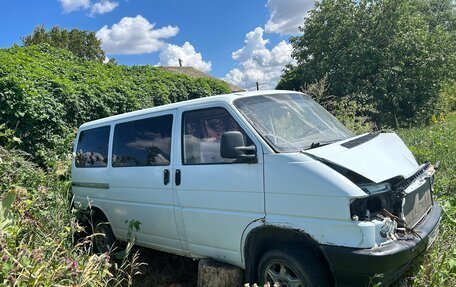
<box><xmin>1</xmin><ymin>191</ymin><xmax>16</xmax><ymax>209</ymax></box>
<box><xmin>12</xmin><ymin>136</ymin><xmax>22</xmax><ymax>143</ymax></box>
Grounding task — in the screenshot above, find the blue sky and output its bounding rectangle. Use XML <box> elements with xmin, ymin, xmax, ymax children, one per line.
<box><xmin>0</xmin><ymin>0</ymin><xmax>315</xmax><ymax>89</ymax></box>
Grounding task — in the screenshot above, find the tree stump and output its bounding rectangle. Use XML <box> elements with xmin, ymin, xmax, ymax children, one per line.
<box><xmin>197</xmin><ymin>259</ymin><xmax>244</xmax><ymax>287</ymax></box>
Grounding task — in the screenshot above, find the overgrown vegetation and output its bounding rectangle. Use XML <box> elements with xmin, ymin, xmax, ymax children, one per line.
<box><xmin>397</xmin><ymin>113</ymin><xmax>456</xmax><ymax>286</ymax></box>
<box><xmin>0</xmin><ymin>44</ymin><xmax>231</xmax><ymax>165</ymax></box>
<box><xmin>0</xmin><ymin>145</ymin><xmax>144</xmax><ymax>286</ymax></box>
<box><xmin>278</xmin><ymin>0</ymin><xmax>456</xmax><ymax>128</ymax></box>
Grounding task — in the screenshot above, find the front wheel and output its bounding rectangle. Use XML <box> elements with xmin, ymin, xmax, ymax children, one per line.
<box><xmin>258</xmin><ymin>247</ymin><xmax>331</xmax><ymax>287</ymax></box>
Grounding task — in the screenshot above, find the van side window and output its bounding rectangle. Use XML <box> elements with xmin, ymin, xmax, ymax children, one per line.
<box><xmin>75</xmin><ymin>126</ymin><xmax>110</xmax><ymax>168</ymax></box>
<box><xmin>112</xmin><ymin>115</ymin><xmax>173</xmax><ymax>167</ymax></box>
<box><xmin>182</xmin><ymin>108</ymin><xmax>252</xmax><ymax>164</ymax></box>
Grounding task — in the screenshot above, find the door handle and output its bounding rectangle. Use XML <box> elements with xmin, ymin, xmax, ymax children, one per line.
<box><xmin>175</xmin><ymin>169</ymin><xmax>181</xmax><ymax>186</ymax></box>
<box><xmin>164</xmin><ymin>169</ymin><xmax>170</xmax><ymax>185</ymax></box>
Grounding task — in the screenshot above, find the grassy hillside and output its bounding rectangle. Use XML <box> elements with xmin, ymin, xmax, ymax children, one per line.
<box><xmin>397</xmin><ymin>113</ymin><xmax>456</xmax><ymax>286</ymax></box>
<box><xmin>0</xmin><ymin>44</ymin><xmax>231</xmax><ymax>165</ymax></box>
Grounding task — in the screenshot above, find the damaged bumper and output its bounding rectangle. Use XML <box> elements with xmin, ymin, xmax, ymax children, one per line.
<box><xmin>321</xmin><ymin>202</ymin><xmax>442</xmax><ymax>287</ymax></box>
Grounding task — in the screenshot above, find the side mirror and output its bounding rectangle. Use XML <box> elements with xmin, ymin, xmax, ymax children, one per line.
<box><xmin>220</xmin><ymin>131</ymin><xmax>257</xmax><ymax>163</ymax></box>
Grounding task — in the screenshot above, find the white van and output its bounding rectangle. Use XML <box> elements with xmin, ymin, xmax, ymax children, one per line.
<box><xmin>72</xmin><ymin>90</ymin><xmax>441</xmax><ymax>286</ymax></box>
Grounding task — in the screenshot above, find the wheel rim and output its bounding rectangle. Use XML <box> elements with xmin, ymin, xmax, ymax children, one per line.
<box><xmin>264</xmin><ymin>260</ymin><xmax>304</xmax><ymax>287</ymax></box>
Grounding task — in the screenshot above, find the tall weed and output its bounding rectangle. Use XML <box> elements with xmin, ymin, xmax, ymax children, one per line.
<box><xmin>398</xmin><ymin>113</ymin><xmax>456</xmax><ymax>286</ymax></box>
<box><xmin>0</xmin><ymin>147</ymin><xmax>142</xmax><ymax>286</ymax></box>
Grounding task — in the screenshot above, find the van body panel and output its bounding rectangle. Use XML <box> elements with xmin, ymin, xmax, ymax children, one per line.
<box><xmin>304</xmin><ymin>133</ymin><xmax>419</xmax><ymax>183</ymax></box>
<box><xmin>262</xmin><ymin>153</ymin><xmax>373</xmax><ymax>248</ymax></box>
<box><xmin>108</xmin><ymin>166</ymin><xmax>180</xmax><ymax>250</ymax></box>
<box><xmin>71</xmin><ymin>168</ymin><xmax>110</xmax><ymax>191</ymax></box>
<box><xmin>265</xmin><ymin>153</ymin><xmax>366</xmax><ymax>197</ymax></box>
<box><xmin>263</xmin><ymin>217</ymin><xmax>366</xmax><ymax>248</ymax></box>
<box><xmin>173</xmin><ymin>165</ymin><xmax>264</xmax><ymax>265</ymax></box>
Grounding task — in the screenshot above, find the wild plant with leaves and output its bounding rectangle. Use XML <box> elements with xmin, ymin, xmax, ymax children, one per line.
<box><xmin>0</xmin><ymin>144</ymin><xmax>143</xmax><ymax>286</ymax></box>
<box><xmin>397</xmin><ymin>113</ymin><xmax>456</xmax><ymax>286</ymax></box>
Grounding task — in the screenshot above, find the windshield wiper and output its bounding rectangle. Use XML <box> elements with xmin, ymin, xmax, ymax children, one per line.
<box><xmin>303</xmin><ymin>139</ymin><xmax>343</xmax><ymax>150</ymax></box>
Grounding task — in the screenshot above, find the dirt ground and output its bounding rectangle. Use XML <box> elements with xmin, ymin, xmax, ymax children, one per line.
<box><xmin>132</xmin><ymin>247</ymin><xmax>199</xmax><ymax>287</ymax></box>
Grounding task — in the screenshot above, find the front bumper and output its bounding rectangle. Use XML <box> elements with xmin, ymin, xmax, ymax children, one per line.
<box><xmin>322</xmin><ymin>202</ymin><xmax>442</xmax><ymax>287</ymax></box>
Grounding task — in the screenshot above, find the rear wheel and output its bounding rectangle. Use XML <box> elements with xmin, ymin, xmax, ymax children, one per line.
<box><xmin>92</xmin><ymin>218</ymin><xmax>116</xmax><ymax>254</ymax></box>
<box><xmin>258</xmin><ymin>247</ymin><xmax>331</xmax><ymax>287</ymax></box>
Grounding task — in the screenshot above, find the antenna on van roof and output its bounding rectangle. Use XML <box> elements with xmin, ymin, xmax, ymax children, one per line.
<box><xmin>178</xmin><ymin>58</ymin><xmax>183</xmax><ymax>67</ymax></box>
<box><xmin>256</xmin><ymin>82</ymin><xmax>259</xmax><ymax>91</ymax></box>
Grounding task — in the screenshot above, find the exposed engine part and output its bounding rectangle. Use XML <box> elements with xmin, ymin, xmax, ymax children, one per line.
<box><xmin>379</xmin><ymin>217</ymin><xmax>397</xmax><ymax>240</ymax></box>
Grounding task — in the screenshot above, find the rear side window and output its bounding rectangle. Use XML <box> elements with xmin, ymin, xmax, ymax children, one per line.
<box><xmin>112</xmin><ymin>115</ymin><xmax>173</xmax><ymax>167</ymax></box>
<box><xmin>75</xmin><ymin>126</ymin><xmax>110</xmax><ymax>168</ymax></box>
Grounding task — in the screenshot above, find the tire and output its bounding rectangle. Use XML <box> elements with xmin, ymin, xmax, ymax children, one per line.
<box><xmin>258</xmin><ymin>247</ymin><xmax>331</xmax><ymax>287</ymax></box>
<box><xmin>92</xmin><ymin>218</ymin><xmax>117</xmax><ymax>254</ymax></box>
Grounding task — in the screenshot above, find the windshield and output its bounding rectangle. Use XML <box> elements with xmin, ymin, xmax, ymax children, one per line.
<box><xmin>234</xmin><ymin>93</ymin><xmax>353</xmax><ymax>152</ymax></box>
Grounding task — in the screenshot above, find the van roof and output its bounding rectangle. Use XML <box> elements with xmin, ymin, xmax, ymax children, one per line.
<box><xmin>79</xmin><ymin>90</ymin><xmax>300</xmax><ymax>129</ymax></box>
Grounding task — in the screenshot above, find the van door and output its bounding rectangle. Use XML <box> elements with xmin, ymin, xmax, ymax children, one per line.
<box><xmin>108</xmin><ymin>111</ymin><xmax>182</xmax><ymax>253</ymax></box>
<box><xmin>173</xmin><ymin>105</ymin><xmax>264</xmax><ymax>265</ymax></box>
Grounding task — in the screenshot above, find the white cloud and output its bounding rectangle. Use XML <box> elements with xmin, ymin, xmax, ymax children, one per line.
<box><xmin>89</xmin><ymin>1</ymin><xmax>118</xmax><ymax>16</ymax></box>
<box><xmin>58</xmin><ymin>0</ymin><xmax>90</xmax><ymax>13</ymax></box>
<box><xmin>58</xmin><ymin>0</ymin><xmax>118</xmax><ymax>16</ymax></box>
<box><xmin>265</xmin><ymin>0</ymin><xmax>314</xmax><ymax>35</ymax></box>
<box><xmin>224</xmin><ymin>27</ymin><xmax>294</xmax><ymax>90</ymax></box>
<box><xmin>96</xmin><ymin>15</ymin><xmax>179</xmax><ymax>55</ymax></box>
<box><xmin>158</xmin><ymin>42</ymin><xmax>212</xmax><ymax>73</ymax></box>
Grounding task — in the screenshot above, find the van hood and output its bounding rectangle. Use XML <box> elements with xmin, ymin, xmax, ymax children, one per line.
<box><xmin>303</xmin><ymin>133</ymin><xmax>418</xmax><ymax>183</ymax></box>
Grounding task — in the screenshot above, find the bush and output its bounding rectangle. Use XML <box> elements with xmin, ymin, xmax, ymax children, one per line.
<box><xmin>302</xmin><ymin>77</ymin><xmax>375</xmax><ymax>134</ymax></box>
<box><xmin>0</xmin><ymin>44</ymin><xmax>231</xmax><ymax>166</ymax></box>
<box><xmin>436</xmin><ymin>81</ymin><xmax>456</xmax><ymax>116</ymax></box>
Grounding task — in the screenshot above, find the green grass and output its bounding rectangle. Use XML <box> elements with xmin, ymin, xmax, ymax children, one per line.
<box><xmin>396</xmin><ymin>112</ymin><xmax>456</xmax><ymax>286</ymax></box>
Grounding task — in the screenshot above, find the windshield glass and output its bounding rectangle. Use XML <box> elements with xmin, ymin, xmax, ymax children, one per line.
<box><xmin>234</xmin><ymin>93</ymin><xmax>353</xmax><ymax>152</ymax></box>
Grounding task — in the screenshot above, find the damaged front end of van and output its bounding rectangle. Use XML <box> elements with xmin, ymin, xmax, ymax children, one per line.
<box><xmin>303</xmin><ymin>132</ymin><xmax>442</xmax><ymax>286</ymax></box>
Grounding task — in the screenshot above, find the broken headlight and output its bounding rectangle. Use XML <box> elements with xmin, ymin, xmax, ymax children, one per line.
<box><xmin>350</xmin><ymin>183</ymin><xmax>396</xmax><ymax>221</ymax></box>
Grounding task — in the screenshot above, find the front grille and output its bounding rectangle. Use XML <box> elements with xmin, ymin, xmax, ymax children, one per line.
<box><xmin>402</xmin><ymin>178</ymin><xmax>432</xmax><ymax>227</ymax></box>
<box><xmin>395</xmin><ymin>163</ymin><xmax>430</xmax><ymax>192</ymax></box>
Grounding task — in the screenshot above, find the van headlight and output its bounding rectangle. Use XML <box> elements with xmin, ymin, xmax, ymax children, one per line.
<box><xmin>350</xmin><ymin>183</ymin><xmax>394</xmax><ymax>221</ymax></box>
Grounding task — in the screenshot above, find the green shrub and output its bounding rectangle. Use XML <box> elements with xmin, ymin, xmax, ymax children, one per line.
<box><xmin>0</xmin><ymin>44</ymin><xmax>231</xmax><ymax>166</ymax></box>
<box><xmin>437</xmin><ymin>81</ymin><xmax>456</xmax><ymax>116</ymax></box>
<box><xmin>303</xmin><ymin>77</ymin><xmax>375</xmax><ymax>134</ymax></box>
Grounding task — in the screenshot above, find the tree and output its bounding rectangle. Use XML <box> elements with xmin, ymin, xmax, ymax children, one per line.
<box><xmin>277</xmin><ymin>0</ymin><xmax>456</xmax><ymax>127</ymax></box>
<box><xmin>22</xmin><ymin>25</ymin><xmax>106</xmax><ymax>62</ymax></box>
